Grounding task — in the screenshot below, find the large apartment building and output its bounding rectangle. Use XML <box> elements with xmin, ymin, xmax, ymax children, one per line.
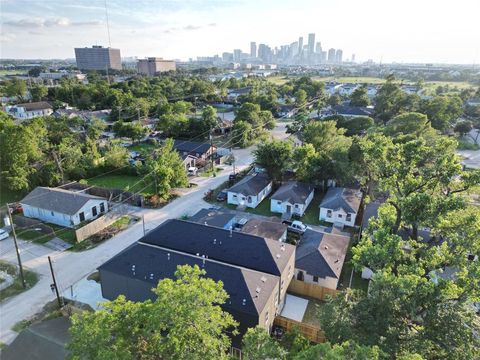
<box><xmin>74</xmin><ymin>45</ymin><xmax>122</xmax><ymax>71</ymax></box>
<box><xmin>98</xmin><ymin>219</ymin><xmax>296</xmax><ymax>345</ymax></box>
<box><xmin>137</xmin><ymin>57</ymin><xmax>176</xmax><ymax>76</ymax></box>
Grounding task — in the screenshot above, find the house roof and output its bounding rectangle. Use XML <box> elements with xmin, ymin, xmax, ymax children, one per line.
<box><xmin>1</xmin><ymin>317</ymin><xmax>70</xmax><ymax>360</ymax></box>
<box><xmin>189</xmin><ymin>208</ymin><xmax>237</xmax><ymax>228</ymax></box>
<box><xmin>15</xmin><ymin>101</ymin><xmax>52</xmax><ymax>111</ymax></box>
<box><xmin>228</xmin><ymin>173</ymin><xmax>272</xmax><ymax>197</ymax></box>
<box><xmin>139</xmin><ymin>219</ymin><xmax>295</xmax><ymax>276</ymax></box>
<box><xmin>332</xmin><ymin>105</ymin><xmax>373</xmax><ymax>117</ymax></box>
<box><xmin>20</xmin><ymin>187</ymin><xmax>105</xmax><ymax>216</ymax></box>
<box><xmin>173</xmin><ymin>140</ymin><xmax>214</xmax><ymax>155</ymax></box>
<box><xmin>271</xmin><ymin>182</ymin><xmax>314</xmax><ymax>205</ymax></box>
<box><xmin>295</xmin><ymin>229</ymin><xmax>350</xmax><ymax>279</ymax></box>
<box><xmin>241</xmin><ymin>219</ymin><xmax>287</xmax><ymax>242</ymax></box>
<box><xmin>320</xmin><ymin>187</ymin><xmax>362</xmax><ymax>214</ymax></box>
<box><xmin>98</xmin><ymin>242</ymin><xmax>278</xmax><ymax>316</ymax></box>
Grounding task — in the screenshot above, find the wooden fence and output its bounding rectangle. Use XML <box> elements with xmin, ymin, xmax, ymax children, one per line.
<box><xmin>287</xmin><ymin>279</ymin><xmax>338</xmax><ymax>301</ymax></box>
<box><xmin>274</xmin><ymin>316</ymin><xmax>326</xmax><ymax>343</ymax></box>
<box><xmin>74</xmin><ymin>206</ymin><xmax>125</xmax><ymax>242</ymax></box>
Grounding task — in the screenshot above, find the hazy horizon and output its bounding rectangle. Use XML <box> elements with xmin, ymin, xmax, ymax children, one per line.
<box><xmin>1</xmin><ymin>0</ymin><xmax>479</xmax><ymax>64</ymax></box>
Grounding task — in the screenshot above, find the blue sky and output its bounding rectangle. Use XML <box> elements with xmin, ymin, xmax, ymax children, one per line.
<box><xmin>1</xmin><ymin>0</ymin><xmax>479</xmax><ymax>63</ymax></box>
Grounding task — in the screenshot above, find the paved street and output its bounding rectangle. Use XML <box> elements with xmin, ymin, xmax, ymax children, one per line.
<box><xmin>0</xmin><ymin>121</ymin><xmax>291</xmax><ymax>345</ymax></box>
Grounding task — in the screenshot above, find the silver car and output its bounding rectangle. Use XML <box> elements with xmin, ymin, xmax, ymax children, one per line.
<box><xmin>0</xmin><ymin>229</ymin><xmax>9</xmax><ymax>241</ymax></box>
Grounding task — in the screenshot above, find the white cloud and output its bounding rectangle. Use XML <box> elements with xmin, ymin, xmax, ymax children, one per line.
<box><xmin>4</xmin><ymin>17</ymin><xmax>102</xmax><ymax>29</ymax></box>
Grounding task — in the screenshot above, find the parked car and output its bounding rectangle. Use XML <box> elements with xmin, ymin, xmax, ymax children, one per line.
<box><xmin>216</xmin><ymin>190</ymin><xmax>228</xmax><ymax>202</ymax></box>
<box><xmin>282</xmin><ymin>220</ymin><xmax>309</xmax><ymax>234</ymax></box>
<box><xmin>0</xmin><ymin>229</ymin><xmax>10</xmax><ymax>241</ymax></box>
<box><xmin>188</xmin><ymin>167</ymin><xmax>198</xmax><ymax>176</ymax></box>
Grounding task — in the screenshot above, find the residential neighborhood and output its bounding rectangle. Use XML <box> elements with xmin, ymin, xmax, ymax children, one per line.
<box><xmin>0</xmin><ymin>1</ymin><xmax>479</xmax><ymax>359</ymax></box>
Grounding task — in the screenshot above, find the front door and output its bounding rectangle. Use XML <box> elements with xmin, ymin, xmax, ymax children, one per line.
<box><xmin>79</xmin><ymin>212</ymin><xmax>85</xmax><ymax>222</ymax></box>
<box><xmin>297</xmin><ymin>271</ymin><xmax>304</xmax><ymax>281</ymax></box>
<box><xmin>286</xmin><ymin>204</ymin><xmax>292</xmax><ymax>214</ymax></box>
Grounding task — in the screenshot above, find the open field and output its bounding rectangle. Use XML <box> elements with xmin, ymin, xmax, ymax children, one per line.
<box><xmin>85</xmin><ymin>174</ymin><xmax>155</xmax><ymax>195</ymax></box>
<box><xmin>266</xmin><ymin>75</ymin><xmax>290</xmax><ymax>85</ymax></box>
<box><xmin>313</xmin><ymin>76</ymin><xmax>388</xmax><ymax>84</ymax></box>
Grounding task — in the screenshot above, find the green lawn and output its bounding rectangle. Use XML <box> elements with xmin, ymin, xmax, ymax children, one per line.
<box><xmin>301</xmin><ymin>192</ymin><xmax>325</xmax><ymax>226</ymax></box>
<box><xmin>86</xmin><ymin>174</ymin><xmax>155</xmax><ymax>195</ymax></box>
<box><xmin>266</xmin><ymin>75</ymin><xmax>290</xmax><ymax>85</ymax></box>
<box><xmin>245</xmin><ymin>196</ymin><xmax>277</xmax><ymax>217</ymax></box>
<box><xmin>128</xmin><ymin>143</ymin><xmax>157</xmax><ymax>154</ymax></box>
<box><xmin>302</xmin><ymin>299</ymin><xmax>325</xmax><ymax>327</ymax></box>
<box><xmin>337</xmin><ymin>233</ymin><xmax>369</xmax><ymax>292</ymax></box>
<box><xmin>0</xmin><ymin>260</ymin><xmax>38</xmax><ymax>302</ymax></box>
<box><xmin>313</xmin><ymin>76</ymin><xmax>388</xmax><ymax>84</ymax></box>
<box><xmin>16</xmin><ymin>223</ymin><xmax>76</xmax><ymax>244</ymax></box>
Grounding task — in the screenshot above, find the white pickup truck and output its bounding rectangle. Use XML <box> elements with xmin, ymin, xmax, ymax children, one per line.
<box><xmin>282</xmin><ymin>220</ymin><xmax>309</xmax><ymax>234</ymax></box>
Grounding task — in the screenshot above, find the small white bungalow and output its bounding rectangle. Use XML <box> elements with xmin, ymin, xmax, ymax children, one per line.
<box><xmin>227</xmin><ymin>173</ymin><xmax>272</xmax><ymax>209</ymax></box>
<box><xmin>270</xmin><ymin>182</ymin><xmax>314</xmax><ymax>217</ymax></box>
<box><xmin>319</xmin><ymin>187</ymin><xmax>362</xmax><ymax>227</ymax></box>
<box><xmin>20</xmin><ymin>187</ymin><xmax>108</xmax><ymax>228</ymax></box>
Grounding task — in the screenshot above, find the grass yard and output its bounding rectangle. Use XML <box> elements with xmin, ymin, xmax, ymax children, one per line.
<box><xmin>301</xmin><ymin>192</ymin><xmax>325</xmax><ymax>226</ymax></box>
<box><xmin>128</xmin><ymin>143</ymin><xmax>157</xmax><ymax>154</ymax></box>
<box><xmin>337</xmin><ymin>233</ymin><xmax>369</xmax><ymax>292</ymax></box>
<box><xmin>302</xmin><ymin>299</ymin><xmax>325</xmax><ymax>327</ymax></box>
<box><xmin>16</xmin><ymin>223</ymin><xmax>76</xmax><ymax>245</ymax></box>
<box><xmin>266</xmin><ymin>75</ymin><xmax>290</xmax><ymax>85</ymax></box>
<box><xmin>86</xmin><ymin>174</ymin><xmax>155</xmax><ymax>195</ymax></box>
<box><xmin>245</xmin><ymin>196</ymin><xmax>278</xmax><ymax>217</ymax></box>
<box><xmin>0</xmin><ymin>260</ymin><xmax>38</xmax><ymax>302</ymax></box>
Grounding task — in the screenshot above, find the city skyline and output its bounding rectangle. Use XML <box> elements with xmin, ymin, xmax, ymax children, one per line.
<box><xmin>1</xmin><ymin>0</ymin><xmax>479</xmax><ymax>64</ymax></box>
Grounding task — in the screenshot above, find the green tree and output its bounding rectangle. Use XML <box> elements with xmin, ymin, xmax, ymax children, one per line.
<box><xmin>3</xmin><ymin>78</ymin><xmax>27</xmax><ymax>99</ymax></box>
<box><xmin>419</xmin><ymin>95</ymin><xmax>463</xmax><ymax>131</ymax></box>
<box><xmin>280</xmin><ymin>327</ymin><xmax>310</xmax><ymax>359</ymax></box>
<box><xmin>202</xmin><ymin>105</ymin><xmax>219</xmax><ymax>131</ymax></box>
<box><xmin>253</xmin><ymin>140</ymin><xmax>293</xmax><ymax>183</ymax></box>
<box><xmin>68</xmin><ymin>265</ymin><xmax>238</xmax><ymax>360</ymax></box>
<box><xmin>30</xmin><ymin>84</ymin><xmax>48</xmax><ymax>101</ymax></box>
<box><xmin>232</xmin><ymin>120</ymin><xmax>255</xmax><ymax>148</ymax></box>
<box><xmin>293</xmin><ymin>341</ymin><xmax>384</xmax><ymax>360</ymax></box>
<box><xmin>336</xmin><ymin>116</ymin><xmax>374</xmax><ymax>136</ymax></box>
<box><xmin>294</xmin><ymin>89</ymin><xmax>308</xmax><ymax>107</ymax></box>
<box><xmin>374</xmin><ymin>75</ymin><xmax>415</xmax><ymax>123</ymax></box>
<box><xmin>384</xmin><ymin>112</ymin><xmax>435</xmax><ymax>138</ymax></box>
<box><xmin>86</xmin><ymin>118</ymin><xmax>107</xmax><ymax>140</ymax></box>
<box><xmin>327</xmin><ymin>93</ymin><xmax>342</xmax><ymax>107</ymax></box>
<box><xmin>454</xmin><ymin>120</ymin><xmax>473</xmax><ymax>137</ymax></box>
<box><xmin>103</xmin><ymin>142</ymin><xmax>129</xmax><ymax>168</ymax></box>
<box><xmin>242</xmin><ymin>327</ymin><xmax>286</xmax><ymax>360</ymax></box>
<box><xmin>349</xmin><ymin>85</ymin><xmax>370</xmax><ymax>107</ymax></box>
<box><xmin>146</xmin><ymin>138</ymin><xmax>188</xmax><ymax>198</ymax></box>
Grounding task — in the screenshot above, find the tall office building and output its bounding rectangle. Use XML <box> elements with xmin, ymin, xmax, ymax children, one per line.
<box><xmin>298</xmin><ymin>37</ymin><xmax>303</xmax><ymax>55</ymax></box>
<box><xmin>233</xmin><ymin>49</ymin><xmax>242</xmax><ymax>62</ymax></box>
<box><xmin>307</xmin><ymin>33</ymin><xmax>315</xmax><ymax>55</ymax></box>
<box><xmin>351</xmin><ymin>54</ymin><xmax>356</xmax><ymax>62</ymax></box>
<box><xmin>137</xmin><ymin>57</ymin><xmax>176</xmax><ymax>76</ymax></box>
<box><xmin>335</xmin><ymin>49</ymin><xmax>343</xmax><ymax>63</ymax></box>
<box><xmin>74</xmin><ymin>45</ymin><xmax>122</xmax><ymax>70</ymax></box>
<box><xmin>315</xmin><ymin>42</ymin><xmax>322</xmax><ymax>54</ymax></box>
<box><xmin>327</xmin><ymin>48</ymin><xmax>336</xmax><ymax>63</ymax></box>
<box><xmin>250</xmin><ymin>42</ymin><xmax>257</xmax><ymax>58</ymax></box>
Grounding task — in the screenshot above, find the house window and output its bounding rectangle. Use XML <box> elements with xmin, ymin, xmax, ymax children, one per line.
<box><xmin>277</xmin><ymin>201</ymin><xmax>282</xmax><ymax>205</ymax></box>
<box><xmin>92</xmin><ymin>206</ymin><xmax>98</xmax><ymax>217</ymax></box>
<box><xmin>346</xmin><ymin>213</ymin><xmax>352</xmax><ymax>221</ymax></box>
<box><xmin>79</xmin><ymin>212</ymin><xmax>85</xmax><ymax>222</ymax></box>
<box><xmin>247</xmin><ymin>196</ymin><xmax>252</xmax><ymax>204</ymax></box>
<box><xmin>313</xmin><ymin>276</ymin><xmax>319</xmax><ymax>283</ymax></box>
<box><xmin>338</xmin><ymin>213</ymin><xmax>343</xmax><ymax>218</ymax></box>
<box><xmin>51</xmin><ymin>211</ymin><xmax>55</xmax><ymax>216</ymax></box>
<box><xmin>327</xmin><ymin>210</ymin><xmax>332</xmax><ymax>218</ymax></box>
<box><xmin>233</xmin><ymin>194</ymin><xmax>237</xmax><ymax>198</ymax></box>
<box><xmin>297</xmin><ymin>271</ymin><xmax>304</xmax><ymax>281</ymax></box>
<box><xmin>100</xmin><ymin>203</ymin><xmax>105</xmax><ymax>213</ymax></box>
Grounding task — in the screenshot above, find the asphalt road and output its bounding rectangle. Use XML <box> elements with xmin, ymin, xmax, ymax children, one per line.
<box><xmin>0</xmin><ymin>121</ymin><xmax>291</xmax><ymax>344</ymax></box>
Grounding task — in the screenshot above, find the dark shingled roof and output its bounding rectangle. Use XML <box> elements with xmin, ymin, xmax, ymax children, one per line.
<box><xmin>320</xmin><ymin>187</ymin><xmax>362</xmax><ymax>214</ymax></box>
<box><xmin>228</xmin><ymin>173</ymin><xmax>271</xmax><ymax>197</ymax></box>
<box><xmin>189</xmin><ymin>208</ymin><xmax>236</xmax><ymax>228</ymax></box>
<box><xmin>98</xmin><ymin>242</ymin><xmax>278</xmax><ymax>315</ymax></box>
<box><xmin>20</xmin><ymin>187</ymin><xmax>105</xmax><ymax>215</ymax></box>
<box><xmin>295</xmin><ymin>229</ymin><xmax>350</xmax><ymax>279</ymax></box>
<box><xmin>173</xmin><ymin>140</ymin><xmax>213</xmax><ymax>155</ymax></box>
<box><xmin>16</xmin><ymin>101</ymin><xmax>52</xmax><ymax>111</ymax></box>
<box><xmin>332</xmin><ymin>105</ymin><xmax>373</xmax><ymax>116</ymax></box>
<box><xmin>241</xmin><ymin>219</ymin><xmax>287</xmax><ymax>242</ymax></box>
<box><xmin>139</xmin><ymin>219</ymin><xmax>295</xmax><ymax>276</ymax></box>
<box><xmin>1</xmin><ymin>317</ymin><xmax>70</xmax><ymax>360</ymax></box>
<box><xmin>271</xmin><ymin>182</ymin><xmax>314</xmax><ymax>204</ymax></box>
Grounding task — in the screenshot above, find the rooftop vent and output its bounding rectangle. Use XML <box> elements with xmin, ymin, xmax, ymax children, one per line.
<box><xmin>261</xmin><ymin>276</ymin><xmax>267</xmax><ymax>283</ymax></box>
<box><xmin>256</xmin><ymin>287</ymin><xmax>261</xmax><ymax>293</ymax></box>
<box><xmin>324</xmin><ymin>245</ymin><xmax>329</xmax><ymax>249</ymax></box>
<box><xmin>167</xmin><ymin>253</ymin><xmax>170</xmax><ymax>260</ymax></box>
<box><xmin>276</xmin><ymin>254</ymin><xmax>281</xmax><ymax>259</ymax></box>
<box><xmin>281</xmin><ymin>244</ymin><xmax>285</xmax><ymax>252</ymax></box>
<box><xmin>149</xmin><ymin>273</ymin><xmax>154</xmax><ymax>280</ymax></box>
<box><xmin>242</xmin><ymin>298</ymin><xmax>246</xmax><ymax>305</ymax></box>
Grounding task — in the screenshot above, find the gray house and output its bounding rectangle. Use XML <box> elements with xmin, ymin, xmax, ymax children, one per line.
<box><xmin>98</xmin><ymin>219</ymin><xmax>296</xmax><ymax>346</ymax></box>
<box><xmin>188</xmin><ymin>208</ymin><xmax>237</xmax><ymax>230</ymax></box>
<box><xmin>270</xmin><ymin>182</ymin><xmax>314</xmax><ymax>217</ymax></box>
<box><xmin>20</xmin><ymin>187</ymin><xmax>108</xmax><ymax>228</ymax></box>
<box><xmin>295</xmin><ymin>229</ymin><xmax>350</xmax><ymax>290</ymax></box>
<box><xmin>319</xmin><ymin>187</ymin><xmax>362</xmax><ymax>227</ymax></box>
<box><xmin>227</xmin><ymin>173</ymin><xmax>272</xmax><ymax>208</ymax></box>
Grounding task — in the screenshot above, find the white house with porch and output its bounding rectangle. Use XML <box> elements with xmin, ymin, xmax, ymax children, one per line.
<box><xmin>319</xmin><ymin>187</ymin><xmax>362</xmax><ymax>227</ymax></box>
<box><xmin>20</xmin><ymin>187</ymin><xmax>108</xmax><ymax>228</ymax></box>
<box><xmin>227</xmin><ymin>173</ymin><xmax>272</xmax><ymax>209</ymax></box>
<box><xmin>270</xmin><ymin>182</ymin><xmax>314</xmax><ymax>217</ymax></box>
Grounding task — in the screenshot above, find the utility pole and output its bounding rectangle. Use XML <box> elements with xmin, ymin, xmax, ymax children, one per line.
<box><xmin>6</xmin><ymin>203</ymin><xmax>25</xmax><ymax>288</ymax></box>
<box><xmin>48</xmin><ymin>256</ymin><xmax>62</xmax><ymax>308</ymax></box>
<box><xmin>210</xmin><ymin>131</ymin><xmax>215</xmax><ymax>176</ymax></box>
<box><xmin>142</xmin><ymin>215</ymin><xmax>146</xmax><ymax>236</ymax></box>
<box><xmin>231</xmin><ymin>147</ymin><xmax>236</xmax><ymax>175</ymax></box>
